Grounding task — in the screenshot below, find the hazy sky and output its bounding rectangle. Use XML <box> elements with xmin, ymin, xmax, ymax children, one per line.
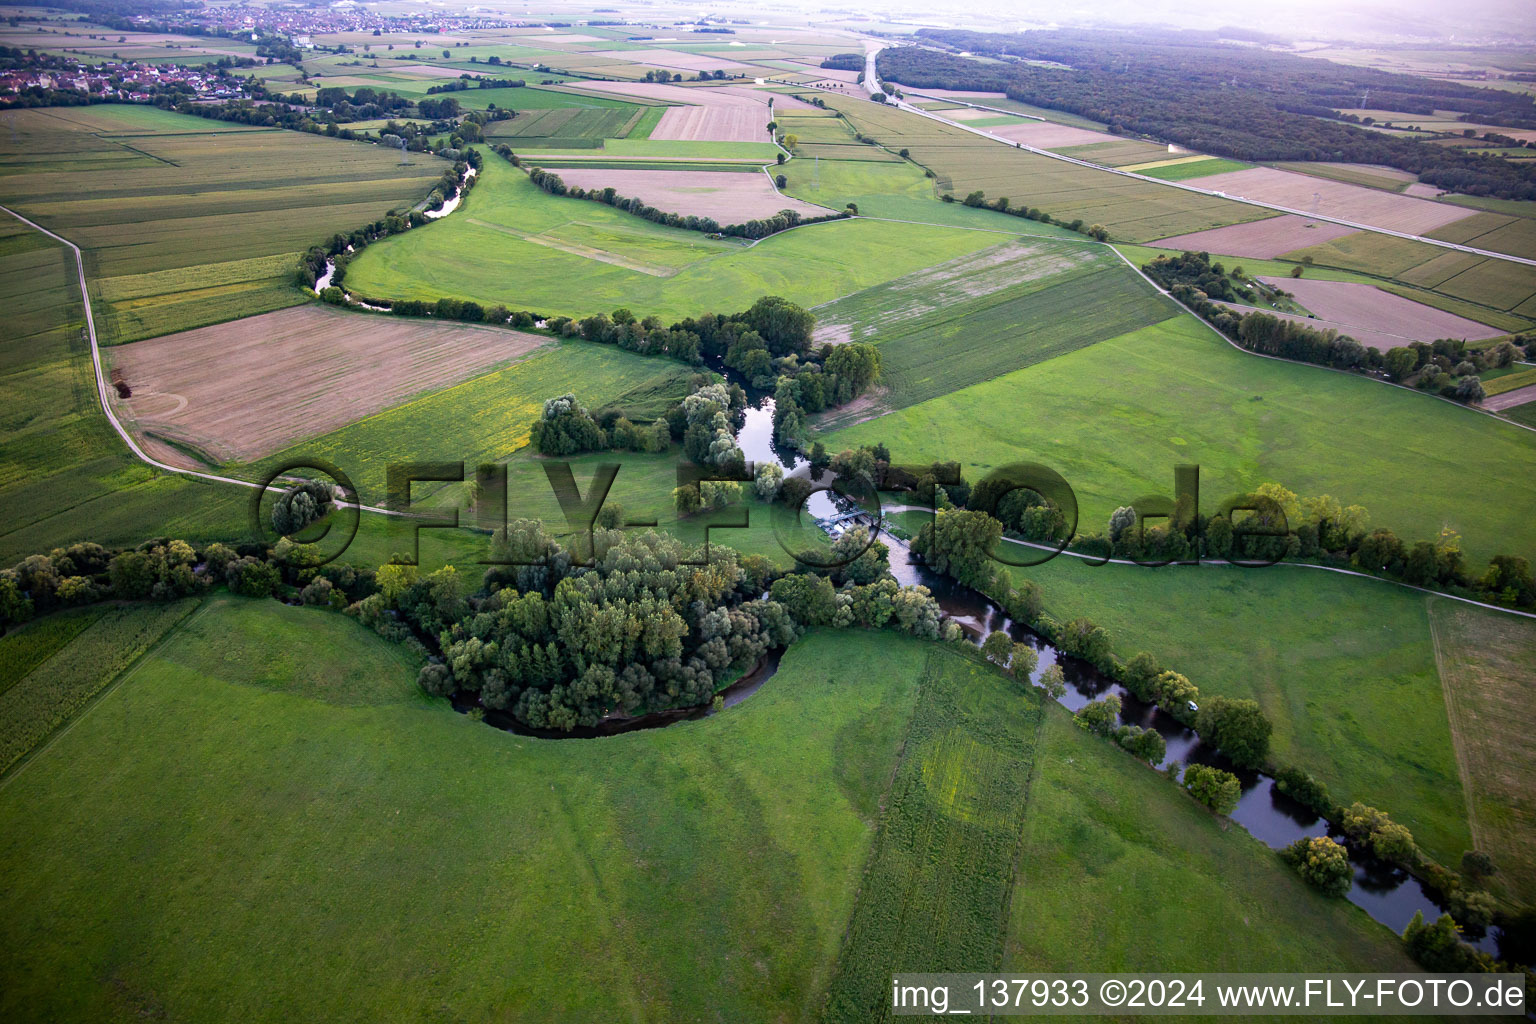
<box><xmin>839</xmin><ymin>0</ymin><xmax>1536</xmax><ymax>42</ymax></box>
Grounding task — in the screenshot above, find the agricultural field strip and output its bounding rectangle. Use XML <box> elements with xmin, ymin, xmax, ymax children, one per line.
<box><xmin>0</xmin><ymin>205</ymin><xmax>409</xmax><ymax>519</ymax></box>
<box><xmin>865</xmin><ymin>84</ymin><xmax>1536</xmax><ymax>267</ymax></box>
<box><xmin>878</xmin><ymin>501</ymin><xmax>1536</xmax><ymax>621</ymax></box>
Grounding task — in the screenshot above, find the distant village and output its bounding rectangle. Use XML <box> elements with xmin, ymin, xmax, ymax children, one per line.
<box><xmin>0</xmin><ymin>59</ymin><xmax>251</xmax><ymax>103</ymax></box>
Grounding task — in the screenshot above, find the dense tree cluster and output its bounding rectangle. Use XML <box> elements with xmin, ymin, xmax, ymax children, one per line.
<box><xmin>311</xmin><ymin>86</ymin><xmax>411</xmax><ymax>119</ymax></box>
<box><xmin>269</xmin><ymin>480</ymin><xmax>336</xmax><ymax>537</ymax></box>
<box><xmin>387</xmin><ymin>522</ymin><xmax>950</xmax><ymax>731</ymax></box>
<box><xmin>1143</xmin><ymin>251</ymin><xmax>1507</xmax><ymax>405</ymax></box>
<box><xmin>883</xmin><ymin>31</ymin><xmax>1536</xmax><ymax>199</ymax></box>
<box><xmin>523</xmin><ymin>162</ymin><xmax>850</xmax><ymax>239</ymax></box>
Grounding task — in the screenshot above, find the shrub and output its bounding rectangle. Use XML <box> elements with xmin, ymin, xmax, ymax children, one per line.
<box><xmin>1281</xmin><ymin>835</ymin><xmax>1353</xmax><ymax>897</ymax></box>
<box><xmin>1183</xmin><ymin>763</ymin><xmax>1240</xmax><ymax>815</ymax></box>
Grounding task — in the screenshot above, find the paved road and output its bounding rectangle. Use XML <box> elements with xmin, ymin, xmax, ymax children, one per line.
<box><xmin>860</xmin><ymin>48</ymin><xmax>1536</xmax><ymax>268</ymax></box>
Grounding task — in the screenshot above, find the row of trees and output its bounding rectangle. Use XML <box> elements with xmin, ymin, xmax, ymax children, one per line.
<box><xmin>521</xmin><ymin>161</ymin><xmax>850</xmax><ymax>240</ymax></box>
<box><xmin>299</xmin><ymin>152</ymin><xmax>481</xmax><ymax>292</ymax></box>
<box><xmin>945</xmin><ymin>189</ymin><xmax>1108</xmax><ymax>241</ymax></box>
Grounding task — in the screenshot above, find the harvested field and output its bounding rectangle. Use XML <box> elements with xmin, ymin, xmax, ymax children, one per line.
<box><xmin>543</xmin><ymin>168</ymin><xmax>833</xmax><ymax>222</ymax></box>
<box><xmin>107</xmin><ymin>305</ymin><xmax>549</xmax><ymax>465</ymax></box>
<box><xmin>1152</xmin><ymin>215</ymin><xmax>1360</xmax><ymax>258</ymax></box>
<box><xmin>589</xmin><ymin>49</ymin><xmax>755</xmax><ymax>74</ymax></box>
<box><xmin>984</xmin><ymin>121</ymin><xmax>1108</xmax><ymax>149</ymax></box>
<box><xmin>1404</xmin><ymin>183</ymin><xmax>1444</xmax><ymax>199</ymax></box>
<box><xmin>1182</xmin><ymin>167</ymin><xmax>1477</xmax><ymax>235</ymax></box>
<box><xmin>1483</xmin><ymin>383</ymin><xmax>1536</xmax><ymax>412</ymax></box>
<box><xmin>559</xmin><ymin>82</ymin><xmax>778</xmax><ymax>143</ymax></box>
<box><xmin>944</xmin><ymin>106</ymin><xmax>1013</xmax><ymax>122</ymax></box>
<box><xmin>1257</xmin><ymin>277</ymin><xmax>1503</xmax><ymax>343</ymax></box>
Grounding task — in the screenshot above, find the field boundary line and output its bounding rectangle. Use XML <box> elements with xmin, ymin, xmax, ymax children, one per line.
<box><xmin>0</xmin><ymin>597</ymin><xmax>207</xmax><ymax>790</ymax></box>
<box><xmin>880</xmin><ymin>504</ymin><xmax>1536</xmax><ymax>620</ymax></box>
<box><xmin>1424</xmin><ymin>597</ymin><xmax>1485</xmax><ymax>856</ymax></box>
<box><xmin>996</xmin><ymin>686</ymin><xmax>1051</xmax><ymax>971</ymax></box>
<box><xmin>863</xmin><ymin>50</ymin><xmax>1536</xmax><ymax>269</ymax></box>
<box><xmin>0</xmin><ymin>205</ymin><xmax>410</xmax><ymax>519</ymax></box>
<box><xmin>1097</xmin><ymin>243</ymin><xmax>1536</xmax><ymax>437</ymax></box>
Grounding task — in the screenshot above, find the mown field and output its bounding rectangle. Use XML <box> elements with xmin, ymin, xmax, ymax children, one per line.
<box><xmin>342</xmin><ymin>149</ymin><xmax>1012</xmax><ymax>321</ymax></box>
<box><xmin>823</xmin><ymin>96</ymin><xmax>1270</xmax><ymax>241</ymax></box>
<box><xmin>1007</xmin><ymin>708</ymin><xmax>1418</xmax><ymax>974</ymax></box>
<box><xmin>812</xmin><ymin>239</ymin><xmax>1176</xmax><ymax>418</ymax></box>
<box><xmin>0</xmin><ymin>603</ymin><xmax>917</xmax><ymax>1022</ymax></box>
<box><xmin>827</xmin><ymin>316</ymin><xmax>1536</xmax><ymax>568</ymax></box>
<box><xmin>1427</xmin><ymin>599</ymin><xmax>1536</xmax><ymax>905</ymax></box>
<box><xmin>0</xmin><ymin>105</ymin><xmax>443</xmax><ymax>344</ymax></box>
<box><xmin>1007</xmin><ymin>557</ymin><xmax>1472</xmax><ymax>864</ymax></box>
<box><xmin>0</xmin><ymin>605</ymin><xmax>1416</xmax><ymax>1021</ymax></box>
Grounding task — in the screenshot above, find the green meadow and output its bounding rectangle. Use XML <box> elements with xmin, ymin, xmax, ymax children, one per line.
<box><xmin>0</xmin><ymin>604</ymin><xmax>1415</xmax><ymax>1021</ymax></box>
<box><xmin>828</xmin><ymin>316</ymin><xmax>1536</xmax><ymax>568</ymax></box>
<box><xmin>1009</xmin><ymin>557</ymin><xmax>1472</xmax><ymax>863</ymax></box>
<box><xmin>343</xmin><ymin>149</ymin><xmax>1007</xmax><ymax>321</ymax></box>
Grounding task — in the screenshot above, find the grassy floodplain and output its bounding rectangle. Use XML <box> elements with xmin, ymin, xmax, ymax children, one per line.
<box><xmin>0</xmin><ymin>605</ymin><xmax>1417</xmax><ymax>1021</ymax></box>
<box><xmin>827</xmin><ymin>315</ymin><xmax>1536</xmax><ymax>568</ymax></box>
<box><xmin>0</xmin><ymin>105</ymin><xmax>443</xmax><ymax>343</ymax></box>
<box><xmin>343</xmin><ymin>148</ymin><xmax>1012</xmax><ymax>320</ymax></box>
<box><xmin>1006</xmin><ymin>556</ymin><xmax>1472</xmax><ymax>863</ymax></box>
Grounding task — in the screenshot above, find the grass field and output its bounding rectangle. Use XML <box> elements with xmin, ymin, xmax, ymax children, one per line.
<box><xmin>812</xmin><ymin>239</ymin><xmax>1177</xmax><ymax>417</ymax></box>
<box><xmin>823</xmin><ymin>96</ymin><xmax>1269</xmax><ymax>242</ymax></box>
<box><xmin>1006</xmin><ymin>557</ymin><xmax>1471</xmax><ymax>864</ymax></box>
<box><xmin>822</xmin><ymin>646</ymin><xmax>1040</xmax><ymax>1019</ymax></box>
<box><xmin>827</xmin><ymin>316</ymin><xmax>1536</xmax><ymax>568</ymax></box>
<box><xmin>0</xmin><ymin>598</ymin><xmax>197</xmax><ymax>776</ymax></box>
<box><xmin>0</xmin><ymin>105</ymin><xmax>444</xmax><ymax>344</ymax></box>
<box><xmin>1502</xmin><ymin>399</ymin><xmax>1536</xmax><ymax>428</ymax></box>
<box><xmin>1007</xmin><ymin>708</ymin><xmax>1418</xmax><ymax>974</ymax></box>
<box><xmin>0</xmin><ymin>603</ymin><xmax>917</xmax><ymax>1022</ymax></box>
<box><xmin>343</xmin><ymin>149</ymin><xmax>1012</xmax><ymax>321</ymax></box>
<box><xmin>1138</xmin><ymin>156</ymin><xmax>1251</xmax><ymax>180</ymax></box>
<box><xmin>0</xmin><ymin>605</ymin><xmax>1416</xmax><ymax>1020</ymax></box>
<box><xmin>1427</xmin><ymin>599</ymin><xmax>1536</xmax><ymax>905</ymax></box>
